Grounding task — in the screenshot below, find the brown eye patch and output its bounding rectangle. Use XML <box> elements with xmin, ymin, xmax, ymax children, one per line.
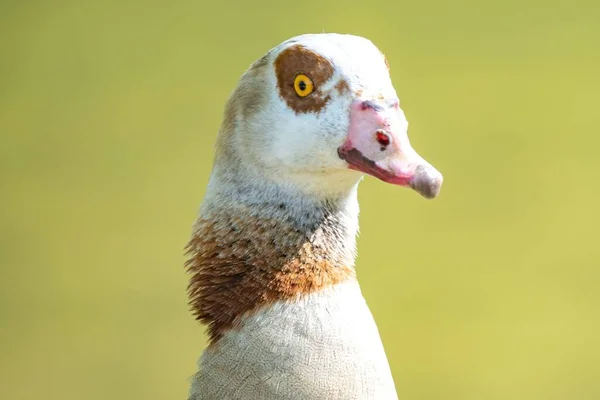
<box><xmin>274</xmin><ymin>44</ymin><xmax>334</xmax><ymax>114</ymax></box>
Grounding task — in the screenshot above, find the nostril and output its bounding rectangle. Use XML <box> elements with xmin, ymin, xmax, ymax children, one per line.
<box><xmin>388</xmin><ymin>98</ymin><xmax>400</xmax><ymax>108</ymax></box>
<box><xmin>375</xmin><ymin>130</ymin><xmax>391</xmax><ymax>149</ymax></box>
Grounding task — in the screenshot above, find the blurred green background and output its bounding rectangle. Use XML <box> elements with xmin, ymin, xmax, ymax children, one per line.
<box><xmin>1</xmin><ymin>0</ymin><xmax>599</xmax><ymax>399</ymax></box>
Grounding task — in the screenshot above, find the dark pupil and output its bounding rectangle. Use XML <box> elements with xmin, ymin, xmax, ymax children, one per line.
<box><xmin>298</xmin><ymin>80</ymin><xmax>307</xmax><ymax>91</ymax></box>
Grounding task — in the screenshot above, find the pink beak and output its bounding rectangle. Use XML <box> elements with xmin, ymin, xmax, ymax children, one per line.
<box><xmin>338</xmin><ymin>99</ymin><xmax>443</xmax><ymax>199</ymax></box>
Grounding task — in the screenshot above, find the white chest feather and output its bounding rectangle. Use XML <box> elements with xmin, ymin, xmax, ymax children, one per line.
<box><xmin>189</xmin><ymin>280</ymin><xmax>398</xmax><ymax>400</ymax></box>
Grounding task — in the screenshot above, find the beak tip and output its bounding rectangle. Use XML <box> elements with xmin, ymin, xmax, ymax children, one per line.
<box><xmin>411</xmin><ymin>166</ymin><xmax>443</xmax><ymax>199</ymax></box>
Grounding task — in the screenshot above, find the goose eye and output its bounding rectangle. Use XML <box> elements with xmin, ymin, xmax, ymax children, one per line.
<box><xmin>293</xmin><ymin>74</ymin><xmax>314</xmax><ymax>97</ymax></box>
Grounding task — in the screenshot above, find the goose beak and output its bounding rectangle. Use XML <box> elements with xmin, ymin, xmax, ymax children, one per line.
<box><xmin>337</xmin><ymin>99</ymin><xmax>443</xmax><ymax>199</ymax></box>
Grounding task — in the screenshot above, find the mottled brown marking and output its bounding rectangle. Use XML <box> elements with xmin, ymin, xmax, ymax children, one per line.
<box><xmin>274</xmin><ymin>45</ymin><xmax>334</xmax><ymax>114</ymax></box>
<box><xmin>214</xmin><ymin>55</ymin><xmax>271</xmax><ymax>159</ymax></box>
<box><xmin>335</xmin><ymin>79</ymin><xmax>350</xmax><ymax>95</ymax></box>
<box><xmin>185</xmin><ymin>213</ymin><xmax>355</xmax><ymax>344</ymax></box>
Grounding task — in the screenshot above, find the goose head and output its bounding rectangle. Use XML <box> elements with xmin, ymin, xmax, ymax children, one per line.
<box><xmin>214</xmin><ymin>33</ymin><xmax>443</xmax><ymax>199</ymax></box>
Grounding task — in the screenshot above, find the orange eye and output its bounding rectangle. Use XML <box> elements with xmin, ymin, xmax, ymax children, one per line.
<box><xmin>293</xmin><ymin>74</ymin><xmax>314</xmax><ymax>97</ymax></box>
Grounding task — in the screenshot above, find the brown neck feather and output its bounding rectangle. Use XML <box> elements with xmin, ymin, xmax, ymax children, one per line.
<box><xmin>185</xmin><ymin>200</ymin><xmax>356</xmax><ymax>344</ymax></box>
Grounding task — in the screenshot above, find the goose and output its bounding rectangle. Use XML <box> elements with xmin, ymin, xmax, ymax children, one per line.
<box><xmin>185</xmin><ymin>33</ymin><xmax>443</xmax><ymax>400</ymax></box>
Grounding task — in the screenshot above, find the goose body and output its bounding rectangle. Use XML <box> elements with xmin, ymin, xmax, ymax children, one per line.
<box><xmin>185</xmin><ymin>33</ymin><xmax>442</xmax><ymax>400</ymax></box>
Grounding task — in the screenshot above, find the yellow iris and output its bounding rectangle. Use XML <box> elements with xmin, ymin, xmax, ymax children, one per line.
<box><xmin>293</xmin><ymin>74</ymin><xmax>314</xmax><ymax>97</ymax></box>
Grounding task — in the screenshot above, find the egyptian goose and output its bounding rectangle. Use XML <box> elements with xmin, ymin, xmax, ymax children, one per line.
<box><xmin>185</xmin><ymin>33</ymin><xmax>442</xmax><ymax>399</ymax></box>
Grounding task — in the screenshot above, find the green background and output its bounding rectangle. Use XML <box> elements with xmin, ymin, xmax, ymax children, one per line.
<box><xmin>1</xmin><ymin>1</ymin><xmax>599</xmax><ymax>399</ymax></box>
